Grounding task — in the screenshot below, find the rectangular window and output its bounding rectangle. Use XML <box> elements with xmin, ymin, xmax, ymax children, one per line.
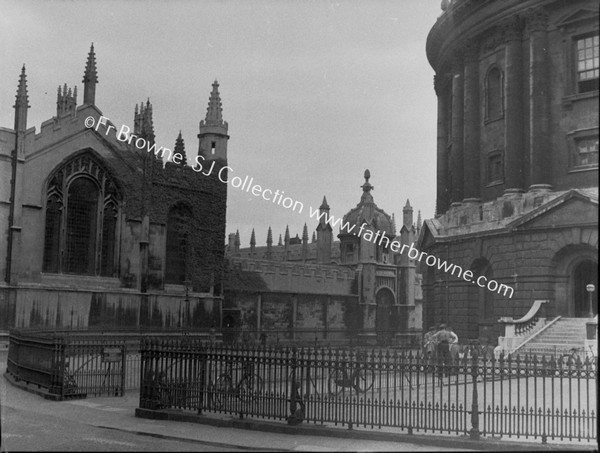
<box><xmin>487</xmin><ymin>152</ymin><xmax>504</xmax><ymax>184</ymax></box>
<box><xmin>573</xmin><ymin>135</ymin><xmax>599</xmax><ymax>167</ymax></box>
<box><xmin>345</xmin><ymin>243</ymin><xmax>354</xmax><ymax>262</ymax></box>
<box><xmin>576</xmin><ymin>34</ymin><xmax>599</xmax><ymax>93</ymax></box>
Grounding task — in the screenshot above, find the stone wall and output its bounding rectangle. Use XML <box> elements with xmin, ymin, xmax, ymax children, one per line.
<box><xmin>0</xmin><ymin>285</ymin><xmax>221</xmax><ymax>330</ymax></box>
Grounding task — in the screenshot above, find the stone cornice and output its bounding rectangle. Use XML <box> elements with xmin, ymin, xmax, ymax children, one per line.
<box><xmin>426</xmin><ymin>0</ymin><xmax>564</xmax><ymax>71</ymax></box>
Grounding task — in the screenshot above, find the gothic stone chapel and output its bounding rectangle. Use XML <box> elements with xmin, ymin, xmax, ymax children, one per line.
<box><xmin>0</xmin><ymin>45</ymin><xmax>229</xmax><ymax>330</ymax></box>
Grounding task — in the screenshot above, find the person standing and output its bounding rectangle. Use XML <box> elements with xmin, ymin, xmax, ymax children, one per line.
<box><xmin>433</xmin><ymin>324</ymin><xmax>458</xmax><ymax>378</ymax></box>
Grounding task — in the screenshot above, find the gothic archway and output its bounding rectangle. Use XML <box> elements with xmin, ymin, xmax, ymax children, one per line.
<box><xmin>43</xmin><ymin>151</ymin><xmax>121</xmax><ymax>276</ymax></box>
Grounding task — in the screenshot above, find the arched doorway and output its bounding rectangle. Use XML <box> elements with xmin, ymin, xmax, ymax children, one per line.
<box><xmin>573</xmin><ymin>260</ymin><xmax>598</xmax><ymax>317</ymax></box>
<box><xmin>375</xmin><ymin>288</ymin><xmax>396</xmax><ymax>345</ymax></box>
<box><xmin>552</xmin><ymin>245</ymin><xmax>598</xmax><ymax>317</ymax></box>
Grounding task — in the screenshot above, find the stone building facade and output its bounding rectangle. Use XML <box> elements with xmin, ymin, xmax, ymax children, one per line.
<box><xmin>420</xmin><ymin>0</ymin><xmax>598</xmax><ymax>342</ymax></box>
<box><xmin>0</xmin><ymin>45</ymin><xmax>228</xmax><ymax>330</ymax></box>
<box><xmin>225</xmin><ymin>171</ymin><xmax>424</xmax><ymax>345</ymax></box>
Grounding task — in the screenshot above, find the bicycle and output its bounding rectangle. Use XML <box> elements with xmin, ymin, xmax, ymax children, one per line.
<box><xmin>213</xmin><ymin>360</ymin><xmax>263</xmax><ymax>409</ymax></box>
<box><xmin>328</xmin><ymin>361</ymin><xmax>374</xmax><ymax>396</ymax></box>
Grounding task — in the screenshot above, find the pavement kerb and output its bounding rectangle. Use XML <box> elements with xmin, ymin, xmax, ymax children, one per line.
<box><xmin>135</xmin><ymin>407</ymin><xmax>594</xmax><ymax>451</ymax></box>
<box><xmin>94</xmin><ymin>425</ymin><xmax>287</xmax><ymax>451</ymax></box>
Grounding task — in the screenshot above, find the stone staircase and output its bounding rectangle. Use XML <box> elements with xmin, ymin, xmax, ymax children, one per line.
<box><xmin>517</xmin><ymin>317</ymin><xmax>589</xmax><ymax>356</ymax></box>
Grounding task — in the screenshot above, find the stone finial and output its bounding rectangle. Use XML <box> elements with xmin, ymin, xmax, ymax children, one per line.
<box><xmin>82</xmin><ymin>43</ymin><xmax>98</xmax><ymax>105</ymax></box>
<box><xmin>284</xmin><ymin>225</ymin><xmax>290</xmax><ymax>245</ymax></box>
<box><xmin>250</xmin><ymin>228</ymin><xmax>256</xmax><ymax>246</ymax></box>
<box><xmin>312</xmin><ymin>232</ymin><xmax>316</xmax><ymax>243</ymax></box>
<box><xmin>302</xmin><ymin>223</ymin><xmax>308</xmax><ymax>243</ymax></box>
<box><xmin>266</xmin><ymin>226</ymin><xmax>273</xmax><ymax>245</ymax></box>
<box><xmin>174</xmin><ymin>131</ymin><xmax>187</xmax><ymax>165</ymax></box>
<box><xmin>205</xmin><ymin>80</ymin><xmax>224</xmax><ymax>124</ymax></box>
<box><xmin>14</xmin><ymin>65</ymin><xmax>30</xmax><ymax>131</ymax></box>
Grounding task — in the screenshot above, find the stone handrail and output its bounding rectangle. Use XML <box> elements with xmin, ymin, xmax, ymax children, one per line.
<box><xmin>496</xmin><ymin>300</ymin><xmax>548</xmax><ymax>355</ymax></box>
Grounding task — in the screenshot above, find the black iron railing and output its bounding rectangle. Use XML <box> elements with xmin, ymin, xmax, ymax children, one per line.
<box><xmin>139</xmin><ymin>339</ymin><xmax>597</xmax><ymax>443</ymax></box>
<box><xmin>6</xmin><ymin>329</ymin><xmax>210</xmax><ymax>399</ymax></box>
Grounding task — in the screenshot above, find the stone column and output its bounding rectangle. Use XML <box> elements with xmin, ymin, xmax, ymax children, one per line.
<box><xmin>450</xmin><ymin>57</ymin><xmax>465</xmax><ymax>204</ymax></box>
<box><xmin>463</xmin><ymin>41</ymin><xmax>481</xmax><ymax>202</ymax></box>
<box><xmin>504</xmin><ymin>17</ymin><xmax>525</xmax><ymax>193</ymax></box>
<box><xmin>434</xmin><ymin>73</ymin><xmax>450</xmax><ymax>215</ymax></box>
<box><xmin>528</xmin><ymin>9</ymin><xmax>552</xmax><ymax>190</ymax></box>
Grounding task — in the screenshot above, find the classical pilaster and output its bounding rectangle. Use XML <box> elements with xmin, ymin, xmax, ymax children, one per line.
<box><xmin>463</xmin><ymin>40</ymin><xmax>480</xmax><ymax>202</ymax></box>
<box><xmin>450</xmin><ymin>56</ymin><xmax>465</xmax><ymax>204</ymax></box>
<box><xmin>527</xmin><ymin>8</ymin><xmax>552</xmax><ymax>190</ymax></box>
<box><xmin>504</xmin><ymin>17</ymin><xmax>525</xmax><ymax>193</ymax></box>
<box><xmin>434</xmin><ymin>73</ymin><xmax>450</xmax><ymax>215</ymax></box>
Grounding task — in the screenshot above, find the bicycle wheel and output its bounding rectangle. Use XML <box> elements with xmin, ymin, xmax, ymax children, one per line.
<box><xmin>328</xmin><ymin>367</ymin><xmax>347</xmax><ymax>397</ymax></box>
<box><xmin>239</xmin><ymin>374</ymin><xmax>264</xmax><ymax>402</ymax></box>
<box><xmin>354</xmin><ymin>368</ymin><xmax>375</xmax><ymax>393</ymax></box>
<box><xmin>213</xmin><ymin>375</ymin><xmax>233</xmax><ymax>409</ymax></box>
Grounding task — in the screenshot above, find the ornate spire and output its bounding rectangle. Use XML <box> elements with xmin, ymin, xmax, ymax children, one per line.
<box><xmin>278</xmin><ymin>234</ymin><xmax>283</xmax><ymax>246</ymax></box>
<box><xmin>174</xmin><ymin>131</ymin><xmax>187</xmax><ymax>165</ymax></box>
<box><xmin>14</xmin><ymin>65</ymin><xmax>30</xmax><ymax>131</ymax></box>
<box><xmin>312</xmin><ymin>232</ymin><xmax>316</xmax><ymax>243</ymax></box>
<box><xmin>266</xmin><ymin>227</ymin><xmax>273</xmax><ymax>260</ymax></box>
<box><xmin>138</xmin><ymin>98</ymin><xmax>155</xmax><ymax>146</ymax></box>
<box><xmin>267</xmin><ymin>226</ymin><xmax>273</xmax><ymax>245</ymax></box>
<box><xmin>82</xmin><ymin>43</ymin><xmax>98</xmax><ymax>105</ymax></box>
<box><xmin>56</xmin><ymin>83</ymin><xmax>77</xmax><ymax>116</ymax></box>
<box><xmin>284</xmin><ymin>225</ymin><xmax>290</xmax><ymax>246</ymax></box>
<box><xmin>403</xmin><ymin>199</ymin><xmax>413</xmax><ymax>228</ymax></box>
<box><xmin>320</xmin><ymin>196</ymin><xmax>330</xmax><ymax>209</ymax></box>
<box><xmin>250</xmin><ymin>228</ymin><xmax>256</xmax><ymax>246</ymax></box>
<box><xmin>302</xmin><ymin>223</ymin><xmax>308</xmax><ymax>243</ymax></box>
<box><xmin>204</xmin><ymin>80</ymin><xmax>223</xmax><ymax>123</ymax></box>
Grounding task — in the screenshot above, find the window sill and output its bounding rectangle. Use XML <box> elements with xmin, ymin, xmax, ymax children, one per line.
<box><xmin>484</xmin><ymin>115</ymin><xmax>504</xmax><ymax>126</ymax></box>
<box><xmin>485</xmin><ymin>180</ymin><xmax>504</xmax><ymax>188</ymax></box>
<box><xmin>568</xmin><ymin>164</ymin><xmax>599</xmax><ymax>174</ymax></box>
<box><xmin>562</xmin><ymin>90</ymin><xmax>599</xmax><ymax>108</ymax></box>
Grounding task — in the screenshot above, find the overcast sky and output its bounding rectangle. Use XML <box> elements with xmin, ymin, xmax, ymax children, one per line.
<box><xmin>1</xmin><ymin>0</ymin><xmax>441</xmax><ymax>247</ymax></box>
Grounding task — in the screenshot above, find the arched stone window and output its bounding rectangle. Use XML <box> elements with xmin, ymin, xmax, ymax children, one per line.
<box><xmin>42</xmin><ymin>152</ymin><xmax>121</xmax><ymax>276</ymax></box>
<box><xmin>485</xmin><ymin>66</ymin><xmax>504</xmax><ymax>120</ymax></box>
<box><xmin>165</xmin><ymin>203</ymin><xmax>193</xmax><ymax>284</ymax></box>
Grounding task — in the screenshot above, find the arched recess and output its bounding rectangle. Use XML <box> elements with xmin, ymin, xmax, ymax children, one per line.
<box><xmin>485</xmin><ymin>65</ymin><xmax>504</xmax><ymax>121</ymax></box>
<box><xmin>552</xmin><ymin>245</ymin><xmax>598</xmax><ymax>317</ymax></box>
<box><xmin>467</xmin><ymin>257</ymin><xmax>494</xmax><ymax>342</ymax></box>
<box><xmin>165</xmin><ymin>202</ymin><xmax>194</xmax><ymax>284</ymax></box>
<box><xmin>42</xmin><ymin>151</ymin><xmax>122</xmax><ymax>276</ymax></box>
<box><xmin>375</xmin><ymin>287</ymin><xmax>396</xmax><ymax>344</ymax></box>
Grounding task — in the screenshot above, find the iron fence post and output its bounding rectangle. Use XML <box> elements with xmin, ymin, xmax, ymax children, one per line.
<box><xmin>120</xmin><ymin>340</ymin><xmax>126</xmax><ymax>397</ymax></box>
<box><xmin>287</xmin><ymin>346</ymin><xmax>304</xmax><ymax>425</ymax></box>
<box><xmin>470</xmin><ymin>348</ymin><xmax>480</xmax><ymax>440</ymax></box>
